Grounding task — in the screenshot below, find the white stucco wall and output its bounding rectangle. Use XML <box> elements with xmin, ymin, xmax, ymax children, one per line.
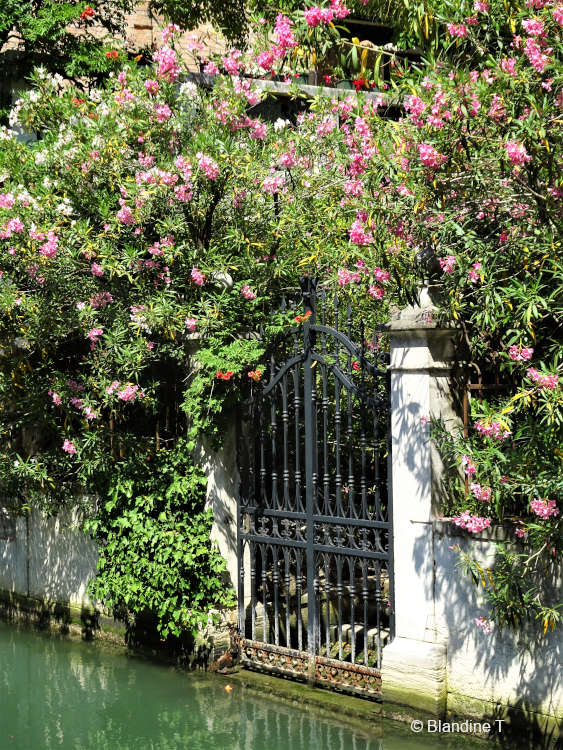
<box><xmin>434</xmin><ymin>526</ymin><xmax>562</xmax><ymax>721</ymax></box>
<box><xmin>0</xmin><ymin>507</ymin><xmax>98</xmax><ymax>606</ymax></box>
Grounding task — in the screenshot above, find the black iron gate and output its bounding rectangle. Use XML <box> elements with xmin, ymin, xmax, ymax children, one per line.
<box><xmin>236</xmin><ymin>279</ymin><xmax>393</xmax><ymax>698</ymax></box>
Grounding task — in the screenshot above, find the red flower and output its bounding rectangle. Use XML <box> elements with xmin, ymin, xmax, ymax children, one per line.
<box><xmin>248</xmin><ymin>369</ymin><xmax>263</xmax><ymax>382</ymax></box>
<box><xmin>72</xmin><ymin>97</ymin><xmax>85</xmax><ymax>106</ymax></box>
<box><xmin>216</xmin><ymin>370</ymin><xmax>234</xmax><ymax>381</ymax></box>
<box><xmin>80</xmin><ymin>6</ymin><xmax>95</xmax><ymax>19</ymax></box>
<box><xmin>351</xmin><ymin>361</ymin><xmax>360</xmax><ymax>371</ymax></box>
<box><xmin>105</xmin><ymin>50</ymin><xmax>119</xmax><ymax>60</ymax></box>
<box><xmin>294</xmin><ymin>310</ymin><xmax>312</xmax><ymax>324</ymax></box>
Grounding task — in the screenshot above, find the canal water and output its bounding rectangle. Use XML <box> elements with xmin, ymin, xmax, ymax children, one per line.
<box><xmin>0</xmin><ymin>621</ymin><xmax>498</xmax><ymax>750</ymax></box>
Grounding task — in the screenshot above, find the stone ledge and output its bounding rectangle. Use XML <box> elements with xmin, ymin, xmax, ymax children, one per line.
<box><xmin>0</xmin><ymin>589</ymin><xmax>125</xmax><ymax>640</ymax></box>
<box><xmin>447</xmin><ymin>690</ymin><xmax>561</xmax><ymax>748</ymax></box>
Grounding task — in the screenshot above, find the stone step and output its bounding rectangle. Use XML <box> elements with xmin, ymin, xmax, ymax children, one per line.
<box><xmin>329</xmin><ymin>624</ymin><xmax>390</xmax><ymax>650</ymax></box>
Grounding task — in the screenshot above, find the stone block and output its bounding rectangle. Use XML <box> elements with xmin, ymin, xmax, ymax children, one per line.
<box><xmin>381</xmin><ymin>637</ymin><xmax>447</xmax><ymax>717</ymax></box>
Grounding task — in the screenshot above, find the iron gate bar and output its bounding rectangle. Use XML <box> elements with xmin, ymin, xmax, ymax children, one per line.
<box><xmin>237</xmin><ymin>278</ymin><xmax>393</xmax><ymax>696</ymax></box>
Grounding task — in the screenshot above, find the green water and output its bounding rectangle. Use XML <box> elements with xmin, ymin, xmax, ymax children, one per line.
<box><xmin>0</xmin><ymin>622</ymin><xmax>497</xmax><ymax>750</ymax></box>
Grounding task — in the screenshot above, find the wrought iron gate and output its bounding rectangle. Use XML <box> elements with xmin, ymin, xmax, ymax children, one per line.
<box><xmin>236</xmin><ymin>279</ymin><xmax>393</xmax><ymax>698</ymax></box>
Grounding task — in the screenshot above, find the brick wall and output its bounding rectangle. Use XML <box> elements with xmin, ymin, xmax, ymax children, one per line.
<box><xmin>124</xmin><ymin>5</ymin><xmax>229</xmax><ymax>69</ymax></box>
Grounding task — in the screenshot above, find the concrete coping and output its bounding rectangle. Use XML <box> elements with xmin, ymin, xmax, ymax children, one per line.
<box><xmin>185</xmin><ymin>72</ymin><xmax>402</xmax><ymax>106</ymax></box>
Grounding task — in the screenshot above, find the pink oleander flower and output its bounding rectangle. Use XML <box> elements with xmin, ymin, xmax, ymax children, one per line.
<box><xmin>474</xmin><ymin>0</ymin><xmax>489</xmax><ymax>11</ymax></box>
<box><xmin>504</xmin><ymin>141</ymin><xmax>531</xmax><ymax>166</ymax></box>
<box><xmin>447</xmin><ymin>23</ymin><xmax>468</xmax><ymax>37</ymax></box>
<box><xmin>153</xmin><ymin>45</ymin><xmax>180</xmax><ymax>82</ymax></box>
<box><xmin>7</xmin><ymin>218</ymin><xmax>24</xmax><ymax>234</ymax></box>
<box><xmin>256</xmin><ymin>50</ymin><xmax>275</xmax><ymax>71</ymax></box>
<box><xmin>508</xmin><ymin>345</ymin><xmax>533</xmax><ymax>362</ymax></box>
<box><xmin>154</xmin><ymin>103</ymin><xmax>172</xmax><ymax>122</ymax></box>
<box><xmin>418</xmin><ymin>143</ymin><xmax>447</xmax><ymax>169</ymax></box>
<box><xmin>530</xmin><ymin>498</ymin><xmax>559</xmax><ymax>519</ymax></box>
<box><xmin>521</xmin><ymin>18</ymin><xmax>545</xmax><ymax>36</ymax></box>
<box><xmin>106</xmin><ymin>381</ymin><xmax>121</xmax><ymax>395</ymax></box>
<box><xmin>117</xmin><ymin>205</ymin><xmax>135</xmax><ymax>225</ymax></box>
<box><xmin>523</xmin><ymin>37</ymin><xmax>551</xmax><ymax>73</ymax></box>
<box><xmin>185</xmin><ymin>317</ymin><xmax>197</xmax><ymax>332</ymax></box>
<box><xmin>62</xmin><ymin>439</ymin><xmax>77</xmax><ymax>455</ymax></box>
<box><xmin>500</xmin><ymin>58</ymin><xmax>517</xmax><ymax>76</ymax></box>
<box><xmin>249</xmin><ymin>120</ymin><xmax>267</xmax><ymax>140</ymax></box>
<box><xmin>0</xmin><ymin>192</ymin><xmax>15</xmax><ymax>209</ymax></box>
<box><xmin>203</xmin><ymin>60</ymin><xmax>219</xmax><ymax>75</ymax></box>
<box><xmin>50</xmin><ymin>390</ymin><xmax>62</xmax><ymax>406</ymax></box>
<box><xmin>451</xmin><ymin>512</ymin><xmax>491</xmax><ymax>533</ymax></box>
<box><xmin>304</xmin><ymin>6</ymin><xmax>333</xmax><ymax>26</ymax></box>
<box><xmin>439</xmin><ymin>255</ymin><xmax>456</xmax><ymax>273</ymax></box>
<box><xmin>368</xmin><ymin>285</ymin><xmax>385</xmax><ymax>300</ymax></box>
<box><xmin>348</xmin><ymin>219</ymin><xmax>373</xmax><ymax>245</ymax></box>
<box><xmin>474</xmin><ymin>420</ymin><xmax>511</xmax><ymax>441</ymax></box>
<box><xmin>263</xmin><ymin>174</ymin><xmax>285</xmax><ymax>194</ymax></box>
<box><xmin>87</xmin><ymin>327</ymin><xmax>103</xmax><ymax>342</ymax></box>
<box><xmin>474</xmin><ymin>616</ymin><xmax>493</xmax><ymax>634</ymax></box>
<box><xmin>161</xmin><ymin>22</ymin><xmax>182</xmax><ymax>44</ymax></box>
<box><xmin>222</xmin><ymin>49</ymin><xmax>243</xmax><ymax>75</ymax></box>
<box><xmin>196</xmin><ymin>152</ymin><xmax>219</xmax><ymax>180</ymax></box>
<box><xmin>280</xmin><ymin>150</ymin><xmax>297</xmax><ymax>168</ymax></box>
<box><xmin>515</xmin><ymin>525</ymin><xmax>527</xmax><ymax>539</ymax></box>
<box><xmin>90</xmin><ymin>291</ymin><xmax>113</xmax><ymax>308</ymax></box>
<box><xmin>467</xmin><ymin>261</ymin><xmax>482</xmax><ymax>283</ymax></box>
<box><xmin>470</xmin><ymin>483</ymin><xmax>492</xmax><ymax>502</ymax></box>
<box><xmin>337</xmin><ymin>268</ymin><xmax>361</xmax><ymax>286</ymax></box>
<box><xmin>84</xmin><ymin>406</ymin><xmax>97</xmax><ymax>420</ymax></box>
<box><xmin>373</xmin><ymin>267</ymin><xmax>390</xmax><ymax>283</ymax></box>
<box><xmin>554</xmin><ymin>7</ymin><xmax>563</xmax><ymax>25</ymax></box>
<box><xmin>330</xmin><ymin>0</ymin><xmax>350</xmax><ymax>19</ymax></box>
<box><xmin>191</xmin><ymin>267</ymin><xmax>205</xmax><ymax>286</ymax></box>
<box><xmin>241</xmin><ymin>284</ymin><xmax>257</xmax><ymax>300</ymax></box>
<box><xmin>117</xmin><ymin>384</ymin><xmax>142</xmax><ymax>402</ymax></box>
<box><xmin>144</xmin><ymin>79</ymin><xmax>160</xmax><ymax>95</ymax></box>
<box><xmin>461</xmin><ymin>455</ymin><xmax>477</xmax><ymax>476</ymax></box>
<box><xmin>91</xmin><ymin>262</ymin><xmax>104</xmax><ymax>277</ymax></box>
<box><xmin>39</xmin><ymin>231</ymin><xmax>58</xmax><ymax>258</ymax></box>
<box><xmin>526</xmin><ymin>367</ymin><xmax>559</xmax><ymax>390</ymax></box>
<box><xmin>404</xmin><ymin>95</ymin><xmax>426</xmax><ymax>119</ymax></box>
<box><xmin>274</xmin><ymin>13</ymin><xmax>297</xmax><ymax>50</ymax></box>
<box><xmin>344</xmin><ymin>179</ymin><xmax>363</xmax><ymax>196</ymax></box>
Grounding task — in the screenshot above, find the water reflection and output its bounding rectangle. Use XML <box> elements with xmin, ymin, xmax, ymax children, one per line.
<box><xmin>0</xmin><ymin>623</ymin><xmax>487</xmax><ymax>750</ymax></box>
<box><xmin>0</xmin><ymin>624</ymin><xmax>382</xmax><ymax>750</ymax></box>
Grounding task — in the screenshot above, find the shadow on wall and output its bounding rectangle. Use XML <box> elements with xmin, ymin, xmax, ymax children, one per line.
<box><xmin>199</xmin><ymin>420</ymin><xmax>239</xmax><ymax>593</ymax></box>
<box><xmin>27</xmin><ymin>507</ymin><xmax>99</xmax><ymax>605</ymax></box>
<box><xmin>413</xmin><ymin>527</ymin><xmax>562</xmax><ymax>748</ymax></box>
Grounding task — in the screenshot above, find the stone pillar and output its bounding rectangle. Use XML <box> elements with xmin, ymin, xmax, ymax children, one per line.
<box><xmin>380</xmin><ymin>289</ymin><xmax>461</xmax><ymax>717</ymax></box>
<box><xmin>198</xmin><ymin>423</ymin><xmax>240</xmax><ymax>595</ymax></box>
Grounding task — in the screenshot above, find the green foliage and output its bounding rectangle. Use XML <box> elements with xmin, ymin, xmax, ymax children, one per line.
<box><xmin>86</xmin><ymin>442</ymin><xmax>235</xmax><ymax>638</ymax></box>
<box><xmin>0</xmin><ymin>0</ymin><xmax>133</xmax><ymax>84</ymax></box>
